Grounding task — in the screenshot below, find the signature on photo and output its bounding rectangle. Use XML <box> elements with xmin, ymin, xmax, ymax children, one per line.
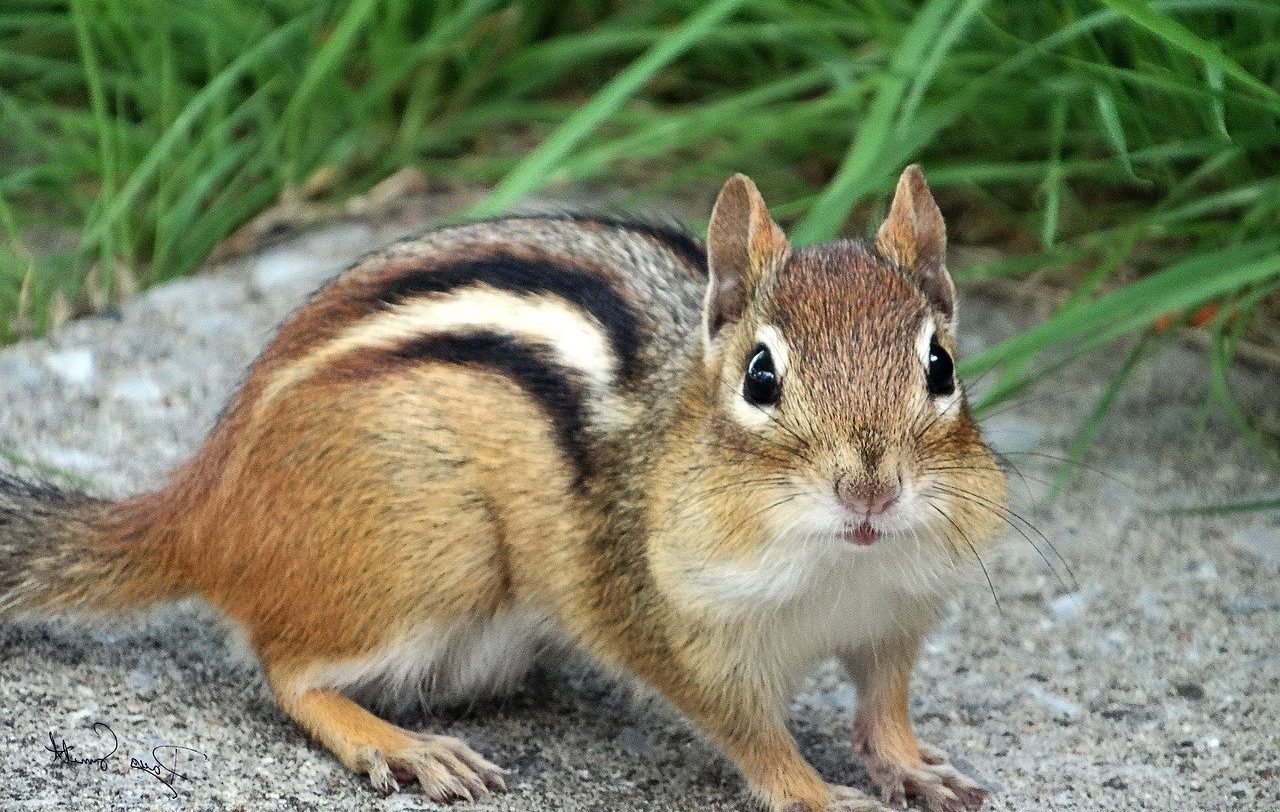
<box><xmin>44</xmin><ymin>721</ymin><xmax>207</xmax><ymax>798</ymax></box>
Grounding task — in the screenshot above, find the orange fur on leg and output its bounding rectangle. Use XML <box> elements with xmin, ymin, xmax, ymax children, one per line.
<box><xmin>271</xmin><ymin>674</ymin><xmax>505</xmax><ymax>801</ymax></box>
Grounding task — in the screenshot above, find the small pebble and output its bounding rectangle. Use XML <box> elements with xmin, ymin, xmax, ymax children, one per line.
<box><xmin>126</xmin><ymin>666</ymin><xmax>160</xmax><ymax>700</ymax></box>
<box><xmin>44</xmin><ymin>347</ymin><xmax>95</xmax><ymax>388</ymax></box>
<box><xmin>1026</xmin><ymin>684</ymin><xmax>1082</xmax><ymax>718</ymax></box>
<box><xmin>1228</xmin><ymin>523</ymin><xmax>1280</xmax><ymax>565</ymax></box>
<box><xmin>1048</xmin><ymin>591</ymin><xmax>1088</xmax><ymax>620</ymax></box>
<box><xmin>616</xmin><ymin>725</ymin><xmax>649</xmax><ymax>754</ymax></box>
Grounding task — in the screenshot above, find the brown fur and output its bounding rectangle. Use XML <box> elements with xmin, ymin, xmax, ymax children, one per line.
<box><xmin>0</xmin><ymin>167</ymin><xmax>1006</xmax><ymax>812</ymax></box>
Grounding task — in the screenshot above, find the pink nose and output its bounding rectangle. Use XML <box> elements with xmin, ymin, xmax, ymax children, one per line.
<box><xmin>835</xmin><ymin>476</ymin><xmax>900</xmax><ymax>517</ymax></box>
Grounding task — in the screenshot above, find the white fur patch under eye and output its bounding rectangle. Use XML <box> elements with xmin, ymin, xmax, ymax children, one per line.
<box><xmin>936</xmin><ymin>388</ymin><xmax>962</xmax><ymax>416</ymax></box>
<box><xmin>730</xmin><ymin>397</ymin><xmax>774</xmax><ymax>427</ymax></box>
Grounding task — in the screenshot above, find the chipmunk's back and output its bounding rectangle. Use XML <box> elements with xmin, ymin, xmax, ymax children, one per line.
<box><xmin>233</xmin><ymin>216</ymin><xmax>707</xmax><ymax>481</ymax></box>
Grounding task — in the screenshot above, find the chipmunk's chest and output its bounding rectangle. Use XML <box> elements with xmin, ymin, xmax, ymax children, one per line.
<box><xmin>668</xmin><ymin>538</ymin><xmax>955</xmax><ymax>668</ymax></box>
<box><xmin>783</xmin><ymin>554</ymin><xmax>947</xmax><ymax>656</ymax></box>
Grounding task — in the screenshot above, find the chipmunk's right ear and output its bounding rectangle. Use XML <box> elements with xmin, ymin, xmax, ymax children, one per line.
<box><xmin>704</xmin><ymin>174</ymin><xmax>789</xmax><ymax>344</ymax></box>
<box><xmin>876</xmin><ymin>164</ymin><xmax>955</xmax><ymax>322</ymax></box>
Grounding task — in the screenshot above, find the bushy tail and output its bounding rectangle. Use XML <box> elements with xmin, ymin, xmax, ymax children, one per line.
<box><xmin>0</xmin><ymin>471</ymin><xmax>188</xmax><ymax>618</ymax></box>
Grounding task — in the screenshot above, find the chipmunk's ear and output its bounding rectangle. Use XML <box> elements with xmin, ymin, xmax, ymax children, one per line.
<box><xmin>876</xmin><ymin>164</ymin><xmax>955</xmax><ymax>322</ymax></box>
<box><xmin>704</xmin><ymin>173</ymin><xmax>789</xmax><ymax>344</ymax></box>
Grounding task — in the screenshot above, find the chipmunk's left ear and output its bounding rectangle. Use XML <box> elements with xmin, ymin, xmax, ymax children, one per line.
<box><xmin>876</xmin><ymin>164</ymin><xmax>955</xmax><ymax>322</ymax></box>
<box><xmin>704</xmin><ymin>174</ymin><xmax>790</xmax><ymax>344</ymax></box>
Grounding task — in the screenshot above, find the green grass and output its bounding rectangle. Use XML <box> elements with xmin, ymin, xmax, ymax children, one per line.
<box><xmin>1</xmin><ymin>0</ymin><xmax>1278</xmax><ymax>492</ymax></box>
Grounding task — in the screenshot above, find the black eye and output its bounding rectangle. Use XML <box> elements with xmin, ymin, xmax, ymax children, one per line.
<box><xmin>926</xmin><ymin>337</ymin><xmax>955</xmax><ymax>397</ymax></box>
<box><xmin>743</xmin><ymin>345</ymin><xmax>782</xmax><ymax>406</ymax></box>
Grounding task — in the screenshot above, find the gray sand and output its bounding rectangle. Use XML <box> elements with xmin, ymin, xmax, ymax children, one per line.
<box><xmin>1</xmin><ymin>204</ymin><xmax>1276</xmax><ymax>811</ymax></box>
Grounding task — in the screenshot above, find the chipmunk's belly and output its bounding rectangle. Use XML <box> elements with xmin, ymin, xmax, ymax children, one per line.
<box><xmin>308</xmin><ymin>606</ymin><xmax>551</xmax><ymax>713</ymax></box>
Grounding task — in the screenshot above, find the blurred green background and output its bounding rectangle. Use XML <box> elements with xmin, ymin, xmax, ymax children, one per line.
<box><xmin>1</xmin><ymin>0</ymin><xmax>1278</xmax><ymax>490</ymax></box>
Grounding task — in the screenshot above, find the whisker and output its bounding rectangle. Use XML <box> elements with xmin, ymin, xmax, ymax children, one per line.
<box><xmin>721</xmin><ymin>493</ymin><xmax>804</xmax><ymax>541</ymax></box>
<box><xmin>927</xmin><ymin>481</ymin><xmax>1075</xmax><ymax>589</ymax></box>
<box><xmin>924</xmin><ymin>500</ymin><xmax>1001</xmax><ymax>611</ymax></box>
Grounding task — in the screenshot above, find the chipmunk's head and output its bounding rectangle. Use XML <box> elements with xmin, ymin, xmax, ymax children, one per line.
<box><xmin>693</xmin><ymin>166</ymin><xmax>1005</xmax><ymax>575</ymax></box>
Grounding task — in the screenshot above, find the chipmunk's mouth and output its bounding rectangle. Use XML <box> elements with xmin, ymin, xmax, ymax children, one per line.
<box><xmin>841</xmin><ymin>521</ymin><xmax>881</xmax><ymax>546</ymax></box>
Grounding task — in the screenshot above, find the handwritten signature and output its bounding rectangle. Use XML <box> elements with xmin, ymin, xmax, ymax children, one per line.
<box><xmin>45</xmin><ymin>722</ymin><xmax>207</xmax><ymax>798</ymax></box>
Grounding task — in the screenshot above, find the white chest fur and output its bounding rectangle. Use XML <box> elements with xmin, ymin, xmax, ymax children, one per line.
<box><xmin>660</xmin><ymin>532</ymin><xmax>958</xmax><ymax>679</ymax></box>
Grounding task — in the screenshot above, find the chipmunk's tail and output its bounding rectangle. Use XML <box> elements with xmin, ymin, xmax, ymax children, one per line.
<box><xmin>0</xmin><ymin>472</ymin><xmax>191</xmax><ymax>618</ymax></box>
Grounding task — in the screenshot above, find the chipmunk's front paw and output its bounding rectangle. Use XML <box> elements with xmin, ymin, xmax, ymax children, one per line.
<box><xmin>780</xmin><ymin>784</ymin><xmax>894</xmax><ymax>812</ymax></box>
<box><xmin>826</xmin><ymin>784</ymin><xmax>897</xmax><ymax>811</ymax></box>
<box><xmin>860</xmin><ymin>742</ymin><xmax>986</xmax><ymax>812</ymax></box>
<box><xmin>356</xmin><ymin>733</ymin><xmax>507</xmax><ymax>801</ymax></box>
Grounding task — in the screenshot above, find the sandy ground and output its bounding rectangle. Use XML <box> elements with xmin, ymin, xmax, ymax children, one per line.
<box><xmin>0</xmin><ymin>201</ymin><xmax>1276</xmax><ymax>812</ymax></box>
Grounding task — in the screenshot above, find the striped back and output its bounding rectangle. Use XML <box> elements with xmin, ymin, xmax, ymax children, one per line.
<box><xmin>231</xmin><ymin>215</ymin><xmax>710</xmax><ymax>489</ymax></box>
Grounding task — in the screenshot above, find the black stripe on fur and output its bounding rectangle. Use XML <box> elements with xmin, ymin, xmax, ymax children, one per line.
<box><xmin>371</xmin><ymin>252</ymin><xmax>646</xmax><ymax>379</ymax></box>
<box><xmin>386</xmin><ymin>332</ymin><xmax>596</xmax><ymax>488</ymax></box>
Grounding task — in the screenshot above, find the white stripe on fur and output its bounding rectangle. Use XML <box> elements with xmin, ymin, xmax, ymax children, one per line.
<box><xmin>259</xmin><ymin>287</ymin><xmax>617</xmax><ymax>411</ymax></box>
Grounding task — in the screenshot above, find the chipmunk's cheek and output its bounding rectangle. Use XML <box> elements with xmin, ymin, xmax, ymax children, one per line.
<box><xmin>885</xmin><ymin>486</ymin><xmax>936</xmax><ymax>530</ymax></box>
<box><xmin>762</xmin><ymin>483</ymin><xmax>841</xmax><ymax>543</ymax></box>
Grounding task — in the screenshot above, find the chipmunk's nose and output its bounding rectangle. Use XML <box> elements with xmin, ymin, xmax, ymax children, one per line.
<box><xmin>834</xmin><ymin>474</ymin><xmax>900</xmax><ymax>518</ymax></box>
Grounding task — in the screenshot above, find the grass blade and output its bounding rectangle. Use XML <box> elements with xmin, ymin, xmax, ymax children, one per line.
<box><xmin>1103</xmin><ymin>0</ymin><xmax>1280</xmax><ymax>104</ymax></box>
<box><xmin>791</xmin><ymin>0</ymin><xmax>985</xmax><ymax>244</ymax></box>
<box><xmin>1048</xmin><ymin>332</ymin><xmax>1151</xmax><ymax>502</ymax></box>
<box><xmin>77</xmin><ymin>18</ymin><xmax>309</xmax><ymax>266</ymax></box>
<box><xmin>467</xmin><ymin>0</ymin><xmax>749</xmax><ymax>218</ymax></box>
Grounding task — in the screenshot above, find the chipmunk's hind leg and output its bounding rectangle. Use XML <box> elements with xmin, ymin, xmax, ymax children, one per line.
<box><xmin>270</xmin><ymin>673</ymin><xmax>506</xmax><ymax>800</ymax></box>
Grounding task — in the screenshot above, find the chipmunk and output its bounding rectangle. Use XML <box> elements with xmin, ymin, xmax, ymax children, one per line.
<box><xmin>0</xmin><ymin>165</ymin><xmax>1006</xmax><ymax>812</ymax></box>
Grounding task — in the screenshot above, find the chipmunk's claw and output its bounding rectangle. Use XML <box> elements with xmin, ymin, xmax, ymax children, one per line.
<box><xmin>861</xmin><ymin>744</ymin><xmax>986</xmax><ymax>812</ymax></box>
<box><xmin>827</xmin><ymin>784</ymin><xmax>898</xmax><ymax>811</ymax></box>
<box><xmin>781</xmin><ymin>784</ymin><xmax>896</xmax><ymax>812</ymax></box>
<box><xmin>359</xmin><ymin>734</ymin><xmax>507</xmax><ymax>802</ymax></box>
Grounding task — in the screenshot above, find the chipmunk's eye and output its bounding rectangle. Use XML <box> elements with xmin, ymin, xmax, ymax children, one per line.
<box><xmin>743</xmin><ymin>345</ymin><xmax>781</xmax><ymax>406</ymax></box>
<box><xmin>926</xmin><ymin>337</ymin><xmax>955</xmax><ymax>397</ymax></box>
